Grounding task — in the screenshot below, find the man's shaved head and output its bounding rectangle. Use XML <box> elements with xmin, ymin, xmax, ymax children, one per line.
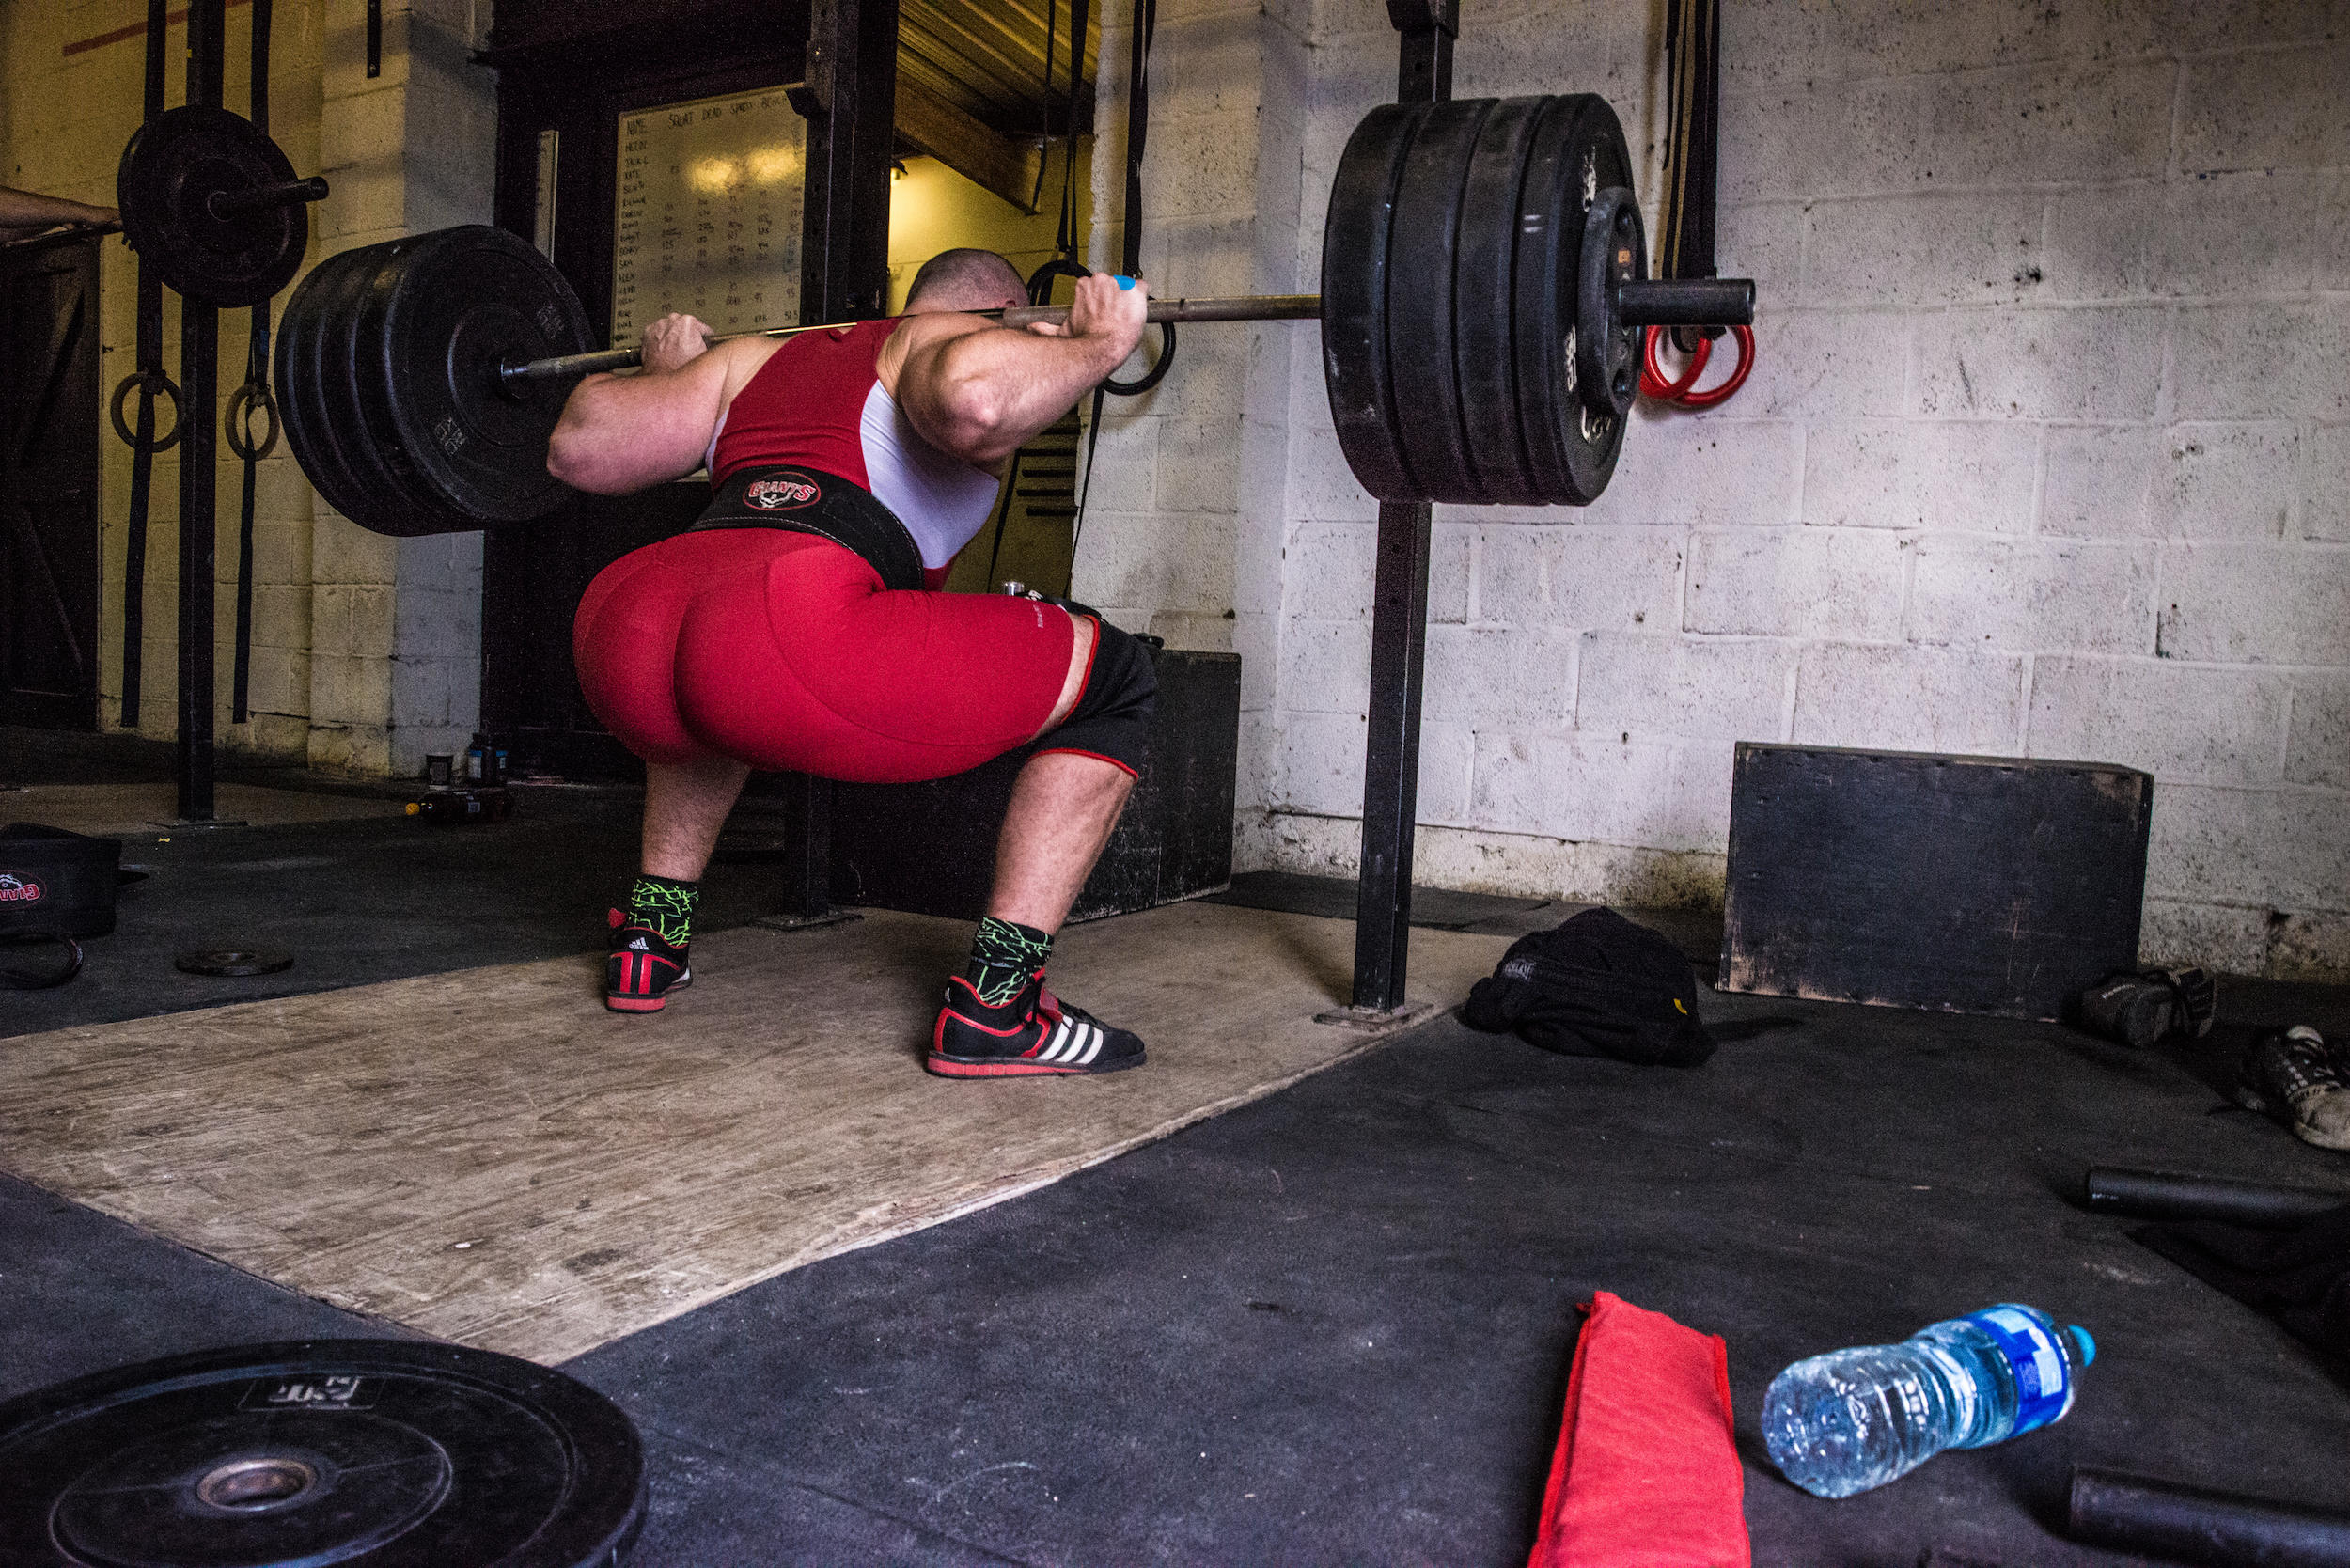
<box><xmin>906</xmin><ymin>248</ymin><xmax>1026</xmax><ymax>312</ymax></box>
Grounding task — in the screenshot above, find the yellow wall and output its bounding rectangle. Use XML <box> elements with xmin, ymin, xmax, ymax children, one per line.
<box><xmin>2</xmin><ymin>0</ymin><xmax>328</xmax><ymax>761</ymax></box>
<box><xmin>885</xmin><ymin>146</ymin><xmax>1090</xmax><ymax>313</ymax></box>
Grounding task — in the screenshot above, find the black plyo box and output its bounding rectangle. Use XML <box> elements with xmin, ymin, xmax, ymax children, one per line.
<box><xmin>829</xmin><ymin>647</ymin><xmax>1240</xmax><ymax>923</ymax></box>
<box><xmin>1718</xmin><ymin>744</ymin><xmax>2154</xmax><ymax>1020</ymax></box>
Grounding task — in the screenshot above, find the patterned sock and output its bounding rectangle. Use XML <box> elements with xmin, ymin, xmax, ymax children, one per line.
<box><xmin>625</xmin><ymin>874</ymin><xmax>700</xmax><ymax>948</ymax></box>
<box><xmin>964</xmin><ymin>917</ymin><xmax>1053</xmax><ymax>1008</ymax></box>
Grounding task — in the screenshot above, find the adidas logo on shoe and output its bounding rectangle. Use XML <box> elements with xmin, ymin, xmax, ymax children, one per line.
<box><xmin>929</xmin><ymin>975</ymin><xmax>1146</xmax><ymax>1078</ymax></box>
<box><xmin>605</xmin><ymin>909</ymin><xmax>691</xmax><ymax>1013</ymax></box>
<box><xmin>2234</xmin><ymin>1026</ymin><xmax>2350</xmax><ymax>1152</ymax></box>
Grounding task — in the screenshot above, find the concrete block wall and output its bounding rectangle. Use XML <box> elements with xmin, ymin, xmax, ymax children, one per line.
<box><xmin>0</xmin><ymin>0</ymin><xmax>497</xmax><ymax>778</ymax></box>
<box><xmin>1084</xmin><ymin>0</ymin><xmax>2350</xmax><ymax>980</ymax></box>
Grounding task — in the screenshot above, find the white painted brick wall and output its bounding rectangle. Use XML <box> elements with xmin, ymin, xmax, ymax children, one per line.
<box><xmin>1167</xmin><ymin>0</ymin><xmax>2350</xmax><ymax>978</ymax></box>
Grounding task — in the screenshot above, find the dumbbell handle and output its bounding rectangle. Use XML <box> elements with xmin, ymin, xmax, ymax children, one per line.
<box><xmin>497</xmin><ymin>278</ymin><xmax>1755</xmax><ymax>390</ymax></box>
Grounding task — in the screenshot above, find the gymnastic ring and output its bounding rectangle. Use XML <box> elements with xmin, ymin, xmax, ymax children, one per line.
<box><xmin>1668</xmin><ymin>324</ymin><xmax>1754</xmax><ymax>409</ymax></box>
<box><xmin>0</xmin><ymin>929</ymin><xmax>85</xmax><ymax>990</ymax></box>
<box><xmin>1102</xmin><ymin>320</ymin><xmax>1175</xmax><ymax>397</ymax></box>
<box><xmin>1640</xmin><ymin>324</ymin><xmax>1710</xmax><ymax>400</ymax></box>
<box><xmin>110</xmin><ymin>370</ymin><xmax>183</xmax><ymax>453</ymax></box>
<box><xmin>225</xmin><ymin>379</ymin><xmax>280</xmax><ymax>461</ymax></box>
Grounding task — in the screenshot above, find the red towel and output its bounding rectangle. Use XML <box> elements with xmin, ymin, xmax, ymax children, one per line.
<box><xmin>1526</xmin><ymin>1291</ymin><xmax>1750</xmax><ymax>1568</ymax></box>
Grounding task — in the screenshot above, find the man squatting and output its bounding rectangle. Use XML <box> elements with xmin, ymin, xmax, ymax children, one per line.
<box><xmin>549</xmin><ymin>252</ymin><xmax>1158</xmax><ymax>1077</ymax></box>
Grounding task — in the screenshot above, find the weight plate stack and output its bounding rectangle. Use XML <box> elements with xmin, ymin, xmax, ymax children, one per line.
<box><xmin>1321</xmin><ymin>102</ymin><xmax>1431</xmax><ymax>504</ymax></box>
<box><xmin>0</xmin><ymin>1338</ymin><xmax>646</xmax><ymax>1567</ymax></box>
<box><xmin>1451</xmin><ymin>98</ymin><xmax>1550</xmax><ymax>507</ymax></box>
<box><xmin>1386</xmin><ymin>98</ymin><xmax>1496</xmax><ymax>505</ymax></box>
<box><xmin>360</xmin><ymin>227</ymin><xmax>593</xmax><ymax>526</ymax></box>
<box><xmin>1512</xmin><ymin>94</ymin><xmax>1636</xmax><ymax>506</ymax></box>
<box><xmin>117</xmin><ymin>105</ymin><xmax>310</xmax><ymax>307</ymax></box>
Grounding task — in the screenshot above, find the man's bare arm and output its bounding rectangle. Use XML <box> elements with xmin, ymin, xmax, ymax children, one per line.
<box><xmin>547</xmin><ymin>316</ymin><xmax>770</xmax><ymax>494</ymax></box>
<box><xmin>893</xmin><ymin>272</ymin><xmax>1148</xmax><ymax>466</ymax></box>
<box><xmin>0</xmin><ymin>186</ymin><xmax>118</xmax><ymax>233</ymax></box>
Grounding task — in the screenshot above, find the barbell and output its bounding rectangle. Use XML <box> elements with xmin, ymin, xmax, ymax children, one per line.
<box><xmin>117</xmin><ymin>104</ymin><xmax>329</xmax><ymax>307</ymax></box>
<box><xmin>242</xmin><ymin>92</ymin><xmax>1751</xmax><ymax>537</ymax></box>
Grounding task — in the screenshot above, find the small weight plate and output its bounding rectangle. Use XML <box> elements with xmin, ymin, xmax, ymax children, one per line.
<box><xmin>0</xmin><ymin>1339</ymin><xmax>646</xmax><ymax>1567</ymax></box>
<box><xmin>1574</xmin><ymin>187</ymin><xmax>1647</xmax><ymax>420</ymax></box>
<box><xmin>1386</xmin><ymin>99</ymin><xmax>1495</xmax><ymax>506</ymax></box>
<box><xmin>1321</xmin><ymin>102</ymin><xmax>1430</xmax><ymax>504</ymax></box>
<box><xmin>1450</xmin><ymin>97</ymin><xmax>1548</xmax><ymax>506</ymax></box>
<box><xmin>1513</xmin><ymin>94</ymin><xmax>1635</xmax><ymax>506</ymax></box>
<box><xmin>174</xmin><ymin>946</ymin><xmax>293</xmax><ymax>976</ymax></box>
<box><xmin>117</xmin><ymin>105</ymin><xmax>308</xmax><ymax>307</ymax></box>
<box><xmin>370</xmin><ymin>227</ymin><xmax>592</xmax><ymax>525</ymax></box>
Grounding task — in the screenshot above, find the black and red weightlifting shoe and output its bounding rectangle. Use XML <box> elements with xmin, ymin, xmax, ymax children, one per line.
<box><xmin>605</xmin><ymin>909</ymin><xmax>691</xmax><ymax>1013</ymax></box>
<box><xmin>929</xmin><ymin>973</ymin><xmax>1146</xmax><ymax>1077</ymax></box>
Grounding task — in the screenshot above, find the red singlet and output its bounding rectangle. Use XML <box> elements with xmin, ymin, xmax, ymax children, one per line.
<box><xmin>572</xmin><ymin>321</ymin><xmax>1089</xmax><ymax>783</ymax></box>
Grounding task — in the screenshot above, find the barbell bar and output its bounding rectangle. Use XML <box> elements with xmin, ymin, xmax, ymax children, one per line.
<box><xmin>259</xmin><ymin>92</ymin><xmax>1753</xmax><ymax>537</ymax></box>
<box><xmin>117</xmin><ymin>104</ymin><xmax>325</xmax><ymax>306</ymax></box>
<box><xmin>491</xmin><ymin>280</ymin><xmax>1750</xmax><ymax>391</ymax></box>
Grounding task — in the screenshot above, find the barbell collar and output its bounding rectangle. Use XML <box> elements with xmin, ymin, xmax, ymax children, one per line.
<box><xmin>1616</xmin><ymin>276</ymin><xmax>1754</xmax><ymax>328</ymax></box>
<box><xmin>496</xmin><ymin>293</ymin><xmax>1327</xmax><ymax>392</ymax></box>
<box><xmin>207</xmin><ymin>175</ymin><xmax>330</xmax><ymax>221</ymax></box>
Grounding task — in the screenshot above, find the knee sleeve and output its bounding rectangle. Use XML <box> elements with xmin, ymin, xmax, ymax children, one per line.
<box><xmin>1038</xmin><ymin>618</ymin><xmax>1157</xmax><ymax>776</ymax></box>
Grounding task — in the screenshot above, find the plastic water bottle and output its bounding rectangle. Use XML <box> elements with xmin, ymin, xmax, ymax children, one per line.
<box><xmin>1762</xmin><ymin>1304</ymin><xmax>2096</xmax><ymax>1498</ymax></box>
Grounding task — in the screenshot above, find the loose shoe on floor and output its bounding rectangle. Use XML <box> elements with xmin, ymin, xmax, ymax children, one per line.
<box><xmin>2234</xmin><ymin>1026</ymin><xmax>2350</xmax><ymax>1152</ymax></box>
<box><xmin>929</xmin><ymin>975</ymin><xmax>1146</xmax><ymax>1077</ymax></box>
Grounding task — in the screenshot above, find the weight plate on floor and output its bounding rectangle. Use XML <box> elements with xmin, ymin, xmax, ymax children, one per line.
<box><xmin>362</xmin><ymin>227</ymin><xmax>592</xmax><ymax>526</ymax></box>
<box><xmin>118</xmin><ymin>105</ymin><xmax>308</xmax><ymax>307</ymax></box>
<box><xmin>1385</xmin><ymin>99</ymin><xmax>1496</xmax><ymax>505</ymax></box>
<box><xmin>1450</xmin><ymin>97</ymin><xmax>1548</xmax><ymax>506</ymax></box>
<box><xmin>0</xmin><ymin>1339</ymin><xmax>646</xmax><ymax>1567</ymax></box>
<box><xmin>174</xmin><ymin>946</ymin><xmax>293</xmax><ymax>976</ymax></box>
<box><xmin>1321</xmin><ymin>102</ymin><xmax>1430</xmax><ymax>503</ymax></box>
<box><xmin>1513</xmin><ymin>94</ymin><xmax>1634</xmax><ymax>506</ymax></box>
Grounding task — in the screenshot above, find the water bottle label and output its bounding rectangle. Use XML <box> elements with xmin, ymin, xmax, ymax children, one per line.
<box><xmin>1966</xmin><ymin>1307</ymin><xmax>2071</xmax><ymax>1434</ymax></box>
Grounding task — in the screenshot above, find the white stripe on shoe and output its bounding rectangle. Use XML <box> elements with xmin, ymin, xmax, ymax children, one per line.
<box><xmin>1073</xmin><ymin>1022</ymin><xmax>1103</xmax><ymax>1065</ymax></box>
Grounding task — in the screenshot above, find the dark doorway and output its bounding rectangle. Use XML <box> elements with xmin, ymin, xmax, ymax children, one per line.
<box><xmin>0</xmin><ymin>236</ymin><xmax>102</xmax><ymax>731</ymax></box>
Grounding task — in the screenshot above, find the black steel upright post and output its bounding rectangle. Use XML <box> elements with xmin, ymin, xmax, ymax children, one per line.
<box><xmin>1348</xmin><ymin>2</ymin><xmax>1453</xmax><ymax>1012</ymax></box>
<box><xmin>176</xmin><ymin>0</ymin><xmax>227</xmax><ymax>822</ymax></box>
<box><xmin>774</xmin><ymin>0</ymin><xmax>899</xmax><ymax>919</ymax></box>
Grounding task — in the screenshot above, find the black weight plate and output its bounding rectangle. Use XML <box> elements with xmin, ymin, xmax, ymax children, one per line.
<box><xmin>0</xmin><ymin>1339</ymin><xmax>645</xmax><ymax>1568</ymax></box>
<box><xmin>174</xmin><ymin>946</ymin><xmax>293</xmax><ymax>976</ymax></box>
<box><xmin>1449</xmin><ymin>96</ymin><xmax>1547</xmax><ymax>506</ymax></box>
<box><xmin>1386</xmin><ymin>99</ymin><xmax>1495</xmax><ymax>506</ymax></box>
<box><xmin>118</xmin><ymin>105</ymin><xmax>307</xmax><ymax>307</ymax></box>
<box><xmin>1574</xmin><ymin>186</ymin><xmax>1647</xmax><ymax>419</ymax></box>
<box><xmin>274</xmin><ymin>247</ymin><xmax>384</xmax><ymax>533</ymax></box>
<box><xmin>368</xmin><ymin>227</ymin><xmax>592</xmax><ymax>525</ymax></box>
<box><xmin>1513</xmin><ymin>95</ymin><xmax>1635</xmax><ymax>506</ymax></box>
<box><xmin>327</xmin><ymin>240</ymin><xmax>475</xmax><ymax>536</ymax></box>
<box><xmin>1321</xmin><ymin>102</ymin><xmax>1429</xmax><ymax>504</ymax></box>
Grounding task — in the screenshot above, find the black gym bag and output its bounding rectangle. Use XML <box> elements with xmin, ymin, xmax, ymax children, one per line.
<box><xmin>0</xmin><ymin>823</ymin><xmax>125</xmax><ymax>939</ymax></box>
<box><xmin>1464</xmin><ymin>907</ymin><xmax>1716</xmax><ymax>1067</ymax></box>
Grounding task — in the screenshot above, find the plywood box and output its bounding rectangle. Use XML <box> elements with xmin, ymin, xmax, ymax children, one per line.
<box><xmin>1718</xmin><ymin>744</ymin><xmax>2154</xmax><ymax>1020</ymax></box>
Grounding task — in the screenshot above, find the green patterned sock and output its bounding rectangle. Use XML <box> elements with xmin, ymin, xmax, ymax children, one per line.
<box><xmin>625</xmin><ymin>874</ymin><xmax>700</xmax><ymax>948</ymax></box>
<box><xmin>964</xmin><ymin>916</ymin><xmax>1053</xmax><ymax>1008</ymax></box>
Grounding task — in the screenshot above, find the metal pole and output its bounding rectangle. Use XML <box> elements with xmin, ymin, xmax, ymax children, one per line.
<box><xmin>1348</xmin><ymin>1</ymin><xmax>1453</xmax><ymax>1013</ymax></box>
<box><xmin>176</xmin><ymin>0</ymin><xmax>227</xmax><ymax>823</ymax></box>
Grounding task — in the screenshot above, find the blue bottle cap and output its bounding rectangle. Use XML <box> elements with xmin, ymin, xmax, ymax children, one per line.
<box><xmin>2068</xmin><ymin>1325</ymin><xmax>2096</xmax><ymax>1365</ymax></box>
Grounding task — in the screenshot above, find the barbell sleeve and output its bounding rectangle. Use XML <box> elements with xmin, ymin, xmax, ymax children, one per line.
<box><xmin>207</xmin><ymin>176</ymin><xmax>330</xmax><ymax>220</ymax></box>
<box><xmin>1617</xmin><ymin>277</ymin><xmax>1756</xmax><ymax>327</ymax></box>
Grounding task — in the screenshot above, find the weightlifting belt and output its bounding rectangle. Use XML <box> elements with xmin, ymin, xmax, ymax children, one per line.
<box><xmin>686</xmin><ymin>466</ymin><xmax>925</xmax><ymax>592</ymax></box>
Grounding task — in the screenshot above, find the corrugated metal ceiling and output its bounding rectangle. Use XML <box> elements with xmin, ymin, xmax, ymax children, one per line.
<box><xmin>900</xmin><ymin>0</ymin><xmax>1098</xmax><ymax>139</ymax></box>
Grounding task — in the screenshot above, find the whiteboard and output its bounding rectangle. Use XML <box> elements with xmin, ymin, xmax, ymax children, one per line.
<box><xmin>612</xmin><ymin>87</ymin><xmax>806</xmax><ymax>349</ymax></box>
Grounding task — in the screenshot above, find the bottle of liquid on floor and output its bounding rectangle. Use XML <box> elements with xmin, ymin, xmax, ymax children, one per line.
<box><xmin>1762</xmin><ymin>1304</ymin><xmax>2096</xmax><ymax>1498</ymax></box>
